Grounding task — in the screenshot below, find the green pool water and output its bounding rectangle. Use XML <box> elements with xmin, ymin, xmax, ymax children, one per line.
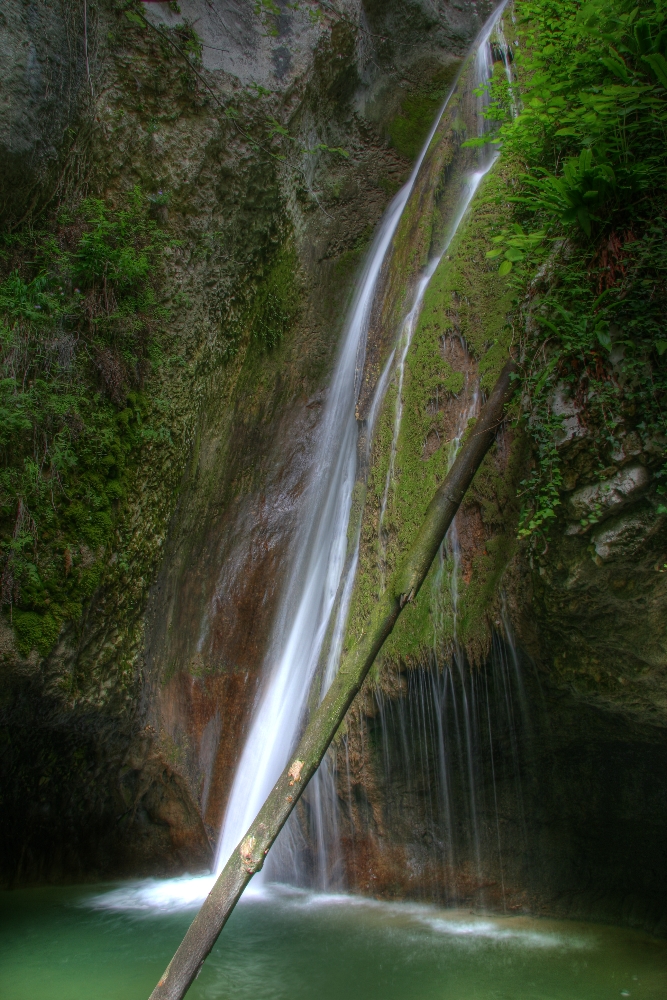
<box><xmin>0</xmin><ymin>881</ymin><xmax>665</xmax><ymax>1000</ymax></box>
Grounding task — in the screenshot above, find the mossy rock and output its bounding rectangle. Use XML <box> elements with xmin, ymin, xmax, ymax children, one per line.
<box><xmin>12</xmin><ymin>610</ymin><xmax>62</xmax><ymax>657</ymax></box>
<box><xmin>388</xmin><ymin>65</ymin><xmax>460</xmax><ymax>161</ymax></box>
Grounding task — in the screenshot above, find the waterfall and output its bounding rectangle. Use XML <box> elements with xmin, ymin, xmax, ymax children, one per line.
<box><xmin>302</xmin><ymin>8</ymin><xmax>514</xmax><ymax>886</ymax></box>
<box><xmin>212</xmin><ymin>101</ymin><xmax>445</xmax><ymax>882</ymax></box>
<box><xmin>214</xmin><ymin>5</ymin><xmax>513</xmax><ymax>889</ymax></box>
<box><xmin>95</xmin><ymin>3</ymin><xmax>513</xmax><ymax>913</ymax></box>
<box><xmin>340</xmin><ymin>629</ymin><xmax>530</xmax><ymax>908</ymax></box>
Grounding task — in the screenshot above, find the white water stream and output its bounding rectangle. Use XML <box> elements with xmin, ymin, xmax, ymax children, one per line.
<box><xmin>306</xmin><ymin>8</ymin><xmax>510</xmax><ymax>886</ymax></box>
<box><xmin>216</xmin><ymin>8</ymin><xmax>517</xmax><ymax>888</ymax></box>
<box><xmin>97</xmin><ymin>2</ymin><xmax>511</xmax><ymax>914</ymax></box>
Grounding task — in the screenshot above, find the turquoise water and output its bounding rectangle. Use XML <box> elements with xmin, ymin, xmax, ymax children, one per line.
<box><xmin>1</xmin><ymin>882</ymin><xmax>665</xmax><ymax>1000</ymax></box>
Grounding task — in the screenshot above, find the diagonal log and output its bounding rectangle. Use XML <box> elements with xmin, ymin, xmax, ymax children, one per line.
<box><xmin>149</xmin><ymin>357</ymin><xmax>518</xmax><ymax>1000</ymax></box>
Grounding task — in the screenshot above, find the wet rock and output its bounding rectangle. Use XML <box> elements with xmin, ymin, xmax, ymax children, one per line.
<box><xmin>0</xmin><ymin>1</ymin><xmax>85</xmax><ymax>222</ymax></box>
<box><xmin>592</xmin><ymin>506</ymin><xmax>662</xmax><ymax>563</ymax></box>
<box><xmin>565</xmin><ymin>463</ymin><xmax>651</xmax><ymax>535</ymax></box>
<box><xmin>611</xmin><ymin>431</ymin><xmax>643</xmax><ymax>464</ymax></box>
<box><xmin>329</xmin><ymin>662</ymin><xmax>667</xmax><ymax>937</ymax></box>
<box><xmin>551</xmin><ymin>383</ymin><xmax>588</xmax><ymax>449</ymax></box>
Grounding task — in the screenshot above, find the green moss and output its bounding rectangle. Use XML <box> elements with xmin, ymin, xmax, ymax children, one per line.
<box><xmin>388</xmin><ymin>65</ymin><xmax>460</xmax><ymax>161</ymax></box>
<box><xmin>252</xmin><ymin>245</ymin><xmax>301</xmax><ymax>350</ymax></box>
<box><xmin>344</xmin><ymin>163</ymin><xmax>521</xmax><ymax>671</ymax></box>
<box><xmin>0</xmin><ymin>194</ymin><xmax>175</xmax><ymax>659</ymax></box>
<box><xmin>12</xmin><ymin>610</ymin><xmax>62</xmax><ymax>657</ymax></box>
<box><xmin>417</xmin><ymin>169</ymin><xmax>515</xmax><ymax>386</ymax></box>
<box><xmin>443</xmin><ymin>369</ymin><xmax>465</xmax><ymax>395</ymax></box>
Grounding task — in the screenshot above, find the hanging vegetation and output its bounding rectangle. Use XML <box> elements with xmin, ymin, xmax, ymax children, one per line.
<box><xmin>477</xmin><ymin>0</ymin><xmax>667</xmax><ymax>536</ymax></box>
<box><xmin>0</xmin><ymin>191</ymin><xmax>172</xmax><ymax>654</ymax></box>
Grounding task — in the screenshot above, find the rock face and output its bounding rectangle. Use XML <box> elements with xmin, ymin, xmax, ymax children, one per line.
<box><xmin>0</xmin><ymin>0</ymin><xmax>491</xmax><ymax>883</ymax></box>
<box><xmin>514</xmin><ymin>408</ymin><xmax>667</xmax><ymax>725</ymax></box>
<box><xmin>322</xmin><ymin>656</ymin><xmax>667</xmax><ymax>936</ymax></box>
<box><xmin>1</xmin><ymin>0</ymin><xmax>665</xmax><ymax>939</ymax></box>
<box><xmin>0</xmin><ymin>0</ymin><xmax>86</xmax><ymax>222</ymax></box>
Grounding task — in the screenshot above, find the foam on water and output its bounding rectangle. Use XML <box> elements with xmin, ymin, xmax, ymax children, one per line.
<box><xmin>87</xmin><ymin>875</ymin><xmax>216</xmax><ymax>913</ymax></box>
<box><xmin>87</xmin><ymin>879</ymin><xmax>588</xmax><ymax>953</ymax></box>
<box><xmin>88</xmin><ymin>874</ymin><xmax>271</xmax><ymax>913</ymax></box>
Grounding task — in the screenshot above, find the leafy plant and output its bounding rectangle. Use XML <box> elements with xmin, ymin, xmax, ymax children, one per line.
<box><xmin>0</xmin><ymin>191</ymin><xmax>173</xmax><ymax>653</ymax></box>
<box><xmin>481</xmin><ymin>0</ymin><xmax>667</xmax><ymax>538</ymax></box>
<box><xmin>485</xmin><ymin>224</ymin><xmax>547</xmax><ymax>275</ymax></box>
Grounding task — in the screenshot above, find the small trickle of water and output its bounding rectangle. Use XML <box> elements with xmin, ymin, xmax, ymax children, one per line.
<box><xmin>339</xmin><ymin>631</ymin><xmax>530</xmax><ymax>910</ymax></box>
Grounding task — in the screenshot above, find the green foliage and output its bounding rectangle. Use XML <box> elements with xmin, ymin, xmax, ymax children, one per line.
<box><xmin>516</xmin><ymin>392</ymin><xmax>564</xmax><ymax>537</ymax></box>
<box><xmin>485</xmin><ymin>224</ymin><xmax>547</xmax><ymax>275</ymax></box>
<box><xmin>479</xmin><ymin>0</ymin><xmax>667</xmax><ymax>537</ymax></box>
<box><xmin>488</xmin><ymin>0</ymin><xmax>667</xmax><ymax>235</ymax></box>
<box><xmin>0</xmin><ymin>191</ymin><xmax>172</xmax><ymax>653</ymax></box>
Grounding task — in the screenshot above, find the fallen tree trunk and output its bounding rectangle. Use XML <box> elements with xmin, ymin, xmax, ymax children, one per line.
<box><xmin>149</xmin><ymin>356</ymin><xmax>517</xmax><ymax>1000</ymax></box>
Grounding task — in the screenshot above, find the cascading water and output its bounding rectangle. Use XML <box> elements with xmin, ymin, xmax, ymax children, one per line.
<box><xmin>304</xmin><ymin>7</ymin><xmax>515</xmax><ymax>888</ymax></box>
<box><xmin>342</xmin><ymin>628</ymin><xmax>530</xmax><ymax>908</ymax></box>
<box><xmin>95</xmin><ymin>2</ymin><xmax>514</xmax><ymax>912</ymax></box>
<box><xmin>215</xmin><ymin>3</ymin><xmax>515</xmax><ymax>894</ymax></box>
<box><xmin>213</xmin><ymin>120</ymin><xmax>447</xmax><ymax>889</ymax></box>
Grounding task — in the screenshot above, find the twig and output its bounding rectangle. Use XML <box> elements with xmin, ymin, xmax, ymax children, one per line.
<box><xmin>84</xmin><ymin>0</ymin><xmax>94</xmax><ymax>100</ymax></box>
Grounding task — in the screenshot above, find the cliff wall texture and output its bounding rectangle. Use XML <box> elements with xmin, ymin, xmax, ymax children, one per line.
<box><xmin>0</xmin><ymin>0</ymin><xmax>493</xmax><ymax>883</ymax></box>
<box><xmin>1</xmin><ymin>0</ymin><xmax>665</xmax><ymax>939</ymax></box>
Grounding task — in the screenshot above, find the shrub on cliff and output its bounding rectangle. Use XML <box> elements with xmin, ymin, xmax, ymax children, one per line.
<box><xmin>477</xmin><ymin>0</ymin><xmax>667</xmax><ymax>536</ymax></box>
<box><xmin>0</xmin><ymin>190</ymin><xmax>172</xmax><ymax>654</ymax></box>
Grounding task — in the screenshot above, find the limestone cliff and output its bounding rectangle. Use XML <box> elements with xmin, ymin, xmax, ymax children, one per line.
<box><xmin>0</xmin><ymin>0</ymin><xmax>492</xmax><ymax>883</ymax></box>
<box><xmin>1</xmin><ymin>0</ymin><xmax>665</xmax><ymax>942</ymax></box>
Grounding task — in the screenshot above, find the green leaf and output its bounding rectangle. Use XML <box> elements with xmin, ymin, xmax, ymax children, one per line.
<box><xmin>655</xmin><ymin>340</ymin><xmax>667</xmax><ymax>355</ymax></box>
<box><xmin>486</xmin><ymin>248</ymin><xmax>504</xmax><ymax>259</ymax></box>
<box><xmin>577</xmin><ymin>206</ymin><xmax>592</xmax><ymax>236</ymax></box>
<box><xmin>643</xmin><ymin>52</ymin><xmax>667</xmax><ymax>87</ymax></box>
<box><xmin>597</xmin><ymin>327</ymin><xmax>612</xmax><ymax>350</ymax></box>
<box><xmin>498</xmin><ymin>260</ymin><xmax>513</xmax><ymax>276</ymax></box>
<box><xmin>504</xmin><ymin>248</ymin><xmax>525</xmax><ymax>262</ymax></box>
<box><xmin>533</xmin><ymin>357</ymin><xmax>559</xmax><ymax>395</ymax></box>
<box><xmin>600</xmin><ymin>57</ymin><xmax>631</xmax><ymax>82</ymax></box>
